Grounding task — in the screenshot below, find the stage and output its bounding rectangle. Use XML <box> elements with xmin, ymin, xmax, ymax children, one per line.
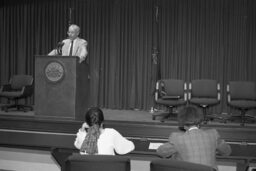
<box><xmin>0</xmin><ymin>107</ymin><xmax>256</xmax><ymax>143</ymax></box>
<box><xmin>0</xmin><ymin>106</ymin><xmax>255</xmax><ymax>125</ymax></box>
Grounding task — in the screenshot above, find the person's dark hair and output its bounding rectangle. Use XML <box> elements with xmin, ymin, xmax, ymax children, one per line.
<box><xmin>85</xmin><ymin>107</ymin><xmax>104</xmax><ymax>127</ymax></box>
<box><xmin>178</xmin><ymin>105</ymin><xmax>203</xmax><ymax>128</ymax></box>
<box><xmin>80</xmin><ymin>107</ymin><xmax>104</xmax><ymax>154</ymax></box>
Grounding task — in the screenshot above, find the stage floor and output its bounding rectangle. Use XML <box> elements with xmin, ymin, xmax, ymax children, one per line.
<box><xmin>0</xmin><ymin>104</ymin><xmax>255</xmax><ymax>128</ymax></box>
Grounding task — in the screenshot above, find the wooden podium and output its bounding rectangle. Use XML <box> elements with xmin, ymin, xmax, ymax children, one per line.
<box><xmin>34</xmin><ymin>55</ymin><xmax>90</xmax><ymax>120</ymax></box>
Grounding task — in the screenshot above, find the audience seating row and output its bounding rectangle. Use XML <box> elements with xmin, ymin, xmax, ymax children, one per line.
<box><xmin>152</xmin><ymin>79</ymin><xmax>256</xmax><ymax>126</ymax></box>
<box><xmin>64</xmin><ymin>154</ymin><xmax>215</xmax><ymax>171</ymax></box>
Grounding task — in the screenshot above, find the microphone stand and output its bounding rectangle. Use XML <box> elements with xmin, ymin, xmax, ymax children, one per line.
<box><xmin>56</xmin><ymin>42</ymin><xmax>64</xmax><ymax>55</ymax></box>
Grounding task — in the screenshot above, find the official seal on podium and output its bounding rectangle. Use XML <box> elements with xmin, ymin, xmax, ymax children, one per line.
<box><xmin>44</xmin><ymin>60</ymin><xmax>65</xmax><ymax>83</ymax></box>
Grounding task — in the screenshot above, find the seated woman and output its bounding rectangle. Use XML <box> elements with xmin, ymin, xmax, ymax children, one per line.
<box><xmin>74</xmin><ymin>107</ymin><xmax>135</xmax><ymax>155</ymax></box>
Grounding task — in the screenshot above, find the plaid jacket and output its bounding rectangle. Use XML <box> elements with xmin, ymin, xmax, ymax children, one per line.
<box><xmin>157</xmin><ymin>128</ymin><xmax>232</xmax><ymax>170</ymax></box>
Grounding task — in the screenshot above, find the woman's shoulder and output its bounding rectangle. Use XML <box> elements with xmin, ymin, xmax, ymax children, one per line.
<box><xmin>104</xmin><ymin>128</ymin><xmax>117</xmax><ymax>133</ymax></box>
<box><xmin>103</xmin><ymin>128</ymin><xmax>122</xmax><ymax>136</ymax></box>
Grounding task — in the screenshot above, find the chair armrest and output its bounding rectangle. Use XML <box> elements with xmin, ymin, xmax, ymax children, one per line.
<box><xmin>158</xmin><ymin>81</ymin><xmax>167</xmax><ymax>98</ymax></box>
<box><xmin>217</xmin><ymin>83</ymin><xmax>221</xmax><ymax>101</ymax></box>
<box><xmin>22</xmin><ymin>85</ymin><xmax>34</xmax><ymax>96</ymax></box>
<box><xmin>155</xmin><ymin>81</ymin><xmax>161</xmax><ymax>101</ymax></box>
<box><xmin>160</xmin><ymin>90</ymin><xmax>167</xmax><ymax>96</ymax></box>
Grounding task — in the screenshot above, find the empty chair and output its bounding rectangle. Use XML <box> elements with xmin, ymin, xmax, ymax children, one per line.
<box><xmin>152</xmin><ymin>79</ymin><xmax>187</xmax><ymax>122</ymax></box>
<box><xmin>226</xmin><ymin>81</ymin><xmax>256</xmax><ymax>126</ymax></box>
<box><xmin>150</xmin><ymin>159</ymin><xmax>215</xmax><ymax>171</ymax></box>
<box><xmin>188</xmin><ymin>79</ymin><xmax>221</xmax><ymax>123</ymax></box>
<box><xmin>65</xmin><ymin>154</ymin><xmax>130</xmax><ymax>171</ymax></box>
<box><xmin>0</xmin><ymin>74</ymin><xmax>34</xmax><ymax>112</ymax></box>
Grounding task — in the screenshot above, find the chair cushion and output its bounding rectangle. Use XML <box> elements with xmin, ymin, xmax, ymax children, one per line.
<box><xmin>161</xmin><ymin>95</ymin><xmax>180</xmax><ymax>100</ymax></box>
<box><xmin>157</xmin><ymin>99</ymin><xmax>186</xmax><ymax>106</ymax></box>
<box><xmin>190</xmin><ymin>98</ymin><xmax>219</xmax><ymax>106</ymax></box>
<box><xmin>229</xmin><ymin>100</ymin><xmax>256</xmax><ymax>109</ymax></box>
<box><xmin>0</xmin><ymin>91</ymin><xmax>23</xmax><ymax>98</ymax></box>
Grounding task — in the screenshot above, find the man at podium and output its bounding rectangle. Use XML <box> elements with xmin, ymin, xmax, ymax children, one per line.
<box><xmin>48</xmin><ymin>24</ymin><xmax>88</xmax><ymax>63</ymax></box>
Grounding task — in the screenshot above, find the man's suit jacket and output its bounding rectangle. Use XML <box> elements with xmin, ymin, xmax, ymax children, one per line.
<box><xmin>48</xmin><ymin>38</ymin><xmax>88</xmax><ymax>63</ymax></box>
<box><xmin>157</xmin><ymin>128</ymin><xmax>232</xmax><ymax>170</ymax></box>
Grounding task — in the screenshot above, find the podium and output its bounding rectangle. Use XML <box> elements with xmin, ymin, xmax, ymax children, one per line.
<box><xmin>34</xmin><ymin>55</ymin><xmax>90</xmax><ymax>120</ymax></box>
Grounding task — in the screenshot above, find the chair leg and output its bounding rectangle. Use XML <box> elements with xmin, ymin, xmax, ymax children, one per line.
<box><xmin>201</xmin><ymin>107</ymin><xmax>209</xmax><ymax>124</ymax></box>
<box><xmin>152</xmin><ymin>106</ymin><xmax>174</xmax><ymax>122</ymax></box>
<box><xmin>152</xmin><ymin>112</ymin><xmax>171</xmax><ymax>121</ymax></box>
<box><xmin>1</xmin><ymin>99</ymin><xmax>33</xmax><ymax>112</ymax></box>
<box><xmin>226</xmin><ymin>108</ymin><xmax>256</xmax><ymax>126</ymax></box>
<box><xmin>2</xmin><ymin>104</ymin><xmax>17</xmax><ymax>112</ymax></box>
<box><xmin>241</xmin><ymin>109</ymin><xmax>245</xmax><ymax>126</ymax></box>
<box><xmin>1</xmin><ymin>105</ymin><xmax>7</xmax><ymax>112</ymax></box>
<box><xmin>17</xmin><ymin>104</ymin><xmax>33</xmax><ymax>112</ymax></box>
<box><xmin>240</xmin><ymin>109</ymin><xmax>256</xmax><ymax>126</ymax></box>
<box><xmin>201</xmin><ymin>106</ymin><xmax>225</xmax><ymax>123</ymax></box>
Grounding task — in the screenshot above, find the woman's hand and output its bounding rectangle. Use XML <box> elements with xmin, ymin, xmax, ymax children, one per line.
<box><xmin>80</xmin><ymin>122</ymin><xmax>89</xmax><ymax>132</ymax></box>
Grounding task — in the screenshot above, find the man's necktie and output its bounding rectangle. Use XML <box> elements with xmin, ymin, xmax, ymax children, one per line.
<box><xmin>69</xmin><ymin>40</ymin><xmax>74</xmax><ymax>56</ymax></box>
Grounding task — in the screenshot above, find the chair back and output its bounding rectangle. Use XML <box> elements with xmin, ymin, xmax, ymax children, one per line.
<box><xmin>150</xmin><ymin>159</ymin><xmax>215</xmax><ymax>171</ymax></box>
<box><xmin>10</xmin><ymin>75</ymin><xmax>33</xmax><ymax>90</ymax></box>
<box><xmin>228</xmin><ymin>81</ymin><xmax>256</xmax><ymax>101</ymax></box>
<box><xmin>189</xmin><ymin>79</ymin><xmax>219</xmax><ymax>99</ymax></box>
<box><xmin>157</xmin><ymin>79</ymin><xmax>186</xmax><ymax>100</ymax></box>
<box><xmin>65</xmin><ymin>154</ymin><xmax>130</xmax><ymax>171</ymax></box>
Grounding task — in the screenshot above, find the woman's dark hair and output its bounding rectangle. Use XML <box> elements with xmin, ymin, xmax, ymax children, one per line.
<box><xmin>80</xmin><ymin>107</ymin><xmax>104</xmax><ymax>154</ymax></box>
<box><xmin>178</xmin><ymin>105</ymin><xmax>203</xmax><ymax>128</ymax></box>
<box><xmin>85</xmin><ymin>107</ymin><xmax>104</xmax><ymax>127</ymax></box>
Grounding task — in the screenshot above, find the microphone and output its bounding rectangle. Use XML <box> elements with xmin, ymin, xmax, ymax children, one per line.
<box><xmin>57</xmin><ymin>41</ymin><xmax>65</xmax><ymax>47</ymax></box>
<box><xmin>56</xmin><ymin>41</ymin><xmax>64</xmax><ymax>55</ymax></box>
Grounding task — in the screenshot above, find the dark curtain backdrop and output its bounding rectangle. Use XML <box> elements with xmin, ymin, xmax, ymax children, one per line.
<box><xmin>1</xmin><ymin>0</ymin><xmax>256</xmax><ymax>114</ymax></box>
<box><xmin>158</xmin><ymin>0</ymin><xmax>256</xmax><ymax>114</ymax></box>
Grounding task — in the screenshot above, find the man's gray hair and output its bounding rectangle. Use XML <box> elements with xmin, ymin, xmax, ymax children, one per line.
<box><xmin>69</xmin><ymin>24</ymin><xmax>80</xmax><ymax>33</ymax></box>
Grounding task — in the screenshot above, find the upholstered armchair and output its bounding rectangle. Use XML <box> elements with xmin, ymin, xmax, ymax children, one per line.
<box><xmin>188</xmin><ymin>79</ymin><xmax>221</xmax><ymax>123</ymax></box>
<box><xmin>152</xmin><ymin>79</ymin><xmax>187</xmax><ymax>122</ymax></box>
<box><xmin>0</xmin><ymin>75</ymin><xmax>33</xmax><ymax>112</ymax></box>
<box><xmin>226</xmin><ymin>81</ymin><xmax>256</xmax><ymax>126</ymax></box>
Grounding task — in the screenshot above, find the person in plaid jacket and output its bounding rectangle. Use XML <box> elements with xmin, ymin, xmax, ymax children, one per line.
<box><xmin>157</xmin><ymin>105</ymin><xmax>231</xmax><ymax>170</ymax></box>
